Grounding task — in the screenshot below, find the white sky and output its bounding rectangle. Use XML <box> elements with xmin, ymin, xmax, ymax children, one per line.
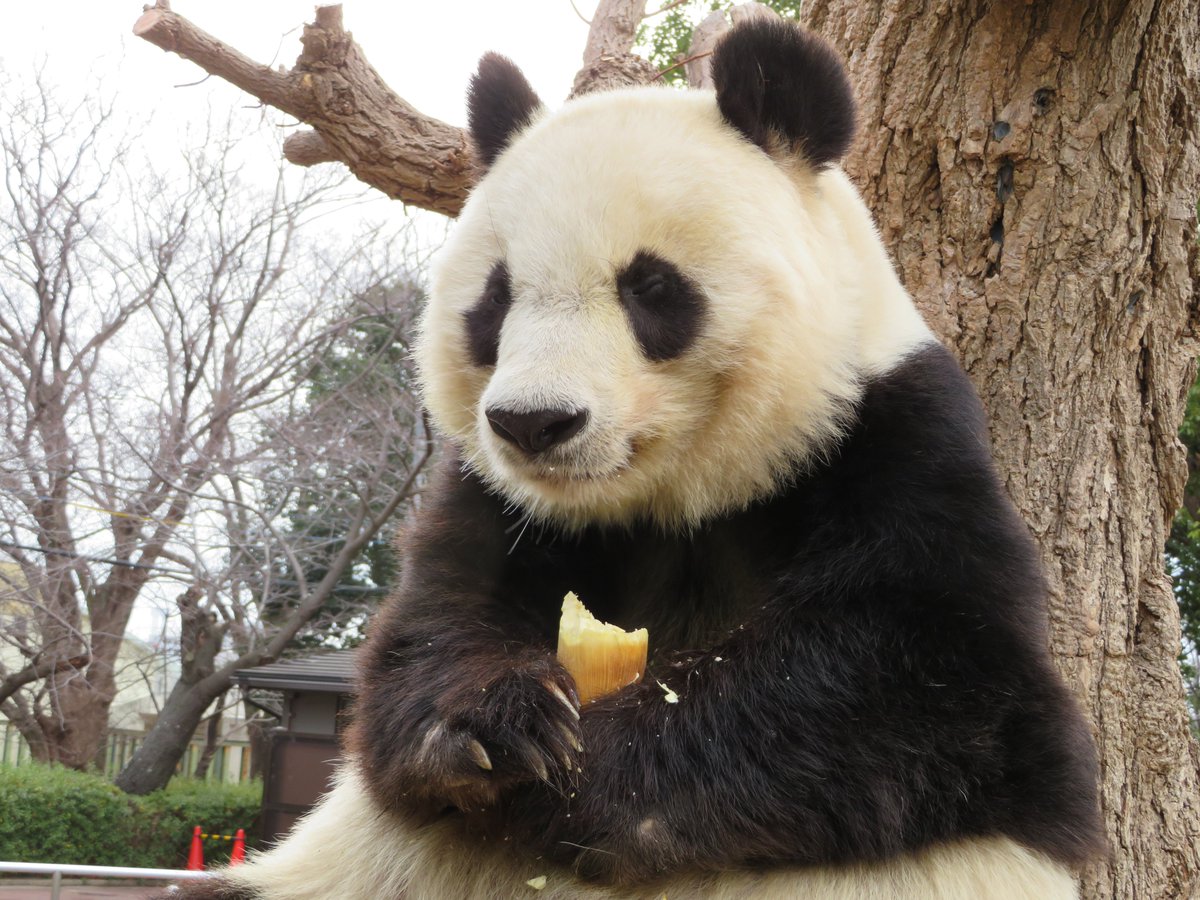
<box><xmin>0</xmin><ymin>1</ymin><xmax>605</xmax><ymax>644</ymax></box>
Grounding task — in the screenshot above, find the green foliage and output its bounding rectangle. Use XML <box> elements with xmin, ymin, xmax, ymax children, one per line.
<box><xmin>0</xmin><ymin>763</ymin><xmax>132</xmax><ymax>866</ymax></box>
<box><xmin>1166</xmin><ymin>374</ymin><xmax>1200</xmax><ymax>735</ymax></box>
<box><xmin>0</xmin><ymin>764</ymin><xmax>261</xmax><ymax>868</ymax></box>
<box><xmin>639</xmin><ymin>0</ymin><xmax>804</xmax><ymax>86</ymax></box>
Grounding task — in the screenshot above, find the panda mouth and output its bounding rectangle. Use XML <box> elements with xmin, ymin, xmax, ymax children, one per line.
<box><xmin>530</xmin><ymin>461</ymin><xmax>623</xmax><ymax>485</ymax></box>
<box><xmin>520</xmin><ymin>442</ymin><xmax>638</xmax><ymax>486</ymax></box>
<box><xmin>484</xmin><ymin>423</ymin><xmax>643</xmax><ymax>490</ymax></box>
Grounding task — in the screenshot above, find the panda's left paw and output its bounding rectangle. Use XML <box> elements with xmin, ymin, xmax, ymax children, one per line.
<box><xmin>384</xmin><ymin>657</ymin><xmax>584</xmax><ymax>813</ymax></box>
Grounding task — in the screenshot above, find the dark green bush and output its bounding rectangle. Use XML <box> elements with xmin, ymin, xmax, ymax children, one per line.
<box><xmin>0</xmin><ymin>763</ymin><xmax>133</xmax><ymax>865</ymax></box>
<box><xmin>0</xmin><ymin>764</ymin><xmax>261</xmax><ymax>869</ymax></box>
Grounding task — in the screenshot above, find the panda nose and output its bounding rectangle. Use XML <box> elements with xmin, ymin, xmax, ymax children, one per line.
<box><xmin>486</xmin><ymin>407</ymin><xmax>589</xmax><ymax>455</ymax></box>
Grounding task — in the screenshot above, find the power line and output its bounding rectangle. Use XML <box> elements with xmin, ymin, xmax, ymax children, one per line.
<box><xmin>29</xmin><ymin>495</ymin><xmax>182</xmax><ymax>527</ymax></box>
<box><xmin>0</xmin><ymin>539</ymin><xmax>188</xmax><ymax>574</ymax></box>
<box><xmin>0</xmin><ymin>540</ymin><xmax>389</xmax><ymax>593</ymax></box>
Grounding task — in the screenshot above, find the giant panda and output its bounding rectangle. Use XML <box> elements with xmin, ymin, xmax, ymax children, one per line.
<box><xmin>171</xmin><ymin>18</ymin><xmax>1103</xmax><ymax>900</ymax></box>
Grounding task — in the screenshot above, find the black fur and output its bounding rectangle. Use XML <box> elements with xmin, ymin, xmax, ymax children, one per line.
<box><xmin>351</xmin><ymin>343</ymin><xmax>1104</xmax><ymax>885</ymax></box>
<box><xmin>616</xmin><ymin>251</ymin><xmax>707</xmax><ymax>361</ymax></box>
<box><xmin>467</xmin><ymin>53</ymin><xmax>543</xmax><ymax>168</ymax></box>
<box><xmin>463</xmin><ymin>261</ymin><xmax>511</xmax><ymax>367</ymax></box>
<box><xmin>712</xmin><ymin>19</ymin><xmax>857</xmax><ymax>168</ymax></box>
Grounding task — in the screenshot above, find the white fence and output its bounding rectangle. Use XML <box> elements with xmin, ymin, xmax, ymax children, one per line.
<box><xmin>0</xmin><ymin>861</ymin><xmax>210</xmax><ymax>899</ymax></box>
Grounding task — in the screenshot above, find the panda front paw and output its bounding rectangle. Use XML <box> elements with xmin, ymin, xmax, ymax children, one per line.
<box><xmin>367</xmin><ymin>657</ymin><xmax>584</xmax><ymax>813</ymax></box>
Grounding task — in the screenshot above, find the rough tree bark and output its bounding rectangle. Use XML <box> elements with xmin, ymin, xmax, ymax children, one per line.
<box><xmin>192</xmin><ymin>694</ymin><xmax>225</xmax><ymax>780</ymax></box>
<box><xmin>134</xmin><ymin>2</ymin><xmax>1200</xmax><ymax>897</ymax></box>
<box><xmin>796</xmin><ymin>3</ymin><xmax>1200</xmax><ymax>897</ymax></box>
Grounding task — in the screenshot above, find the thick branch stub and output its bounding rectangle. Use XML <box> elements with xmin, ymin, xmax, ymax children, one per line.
<box><xmin>314</xmin><ymin>4</ymin><xmax>343</xmax><ymax>31</ymax></box>
<box><xmin>571</xmin><ymin>0</ymin><xmax>657</xmax><ymax>97</ymax></box>
<box><xmin>133</xmin><ymin>3</ymin><xmax>473</xmax><ymax>216</ymax></box>
<box><xmin>283</xmin><ymin>130</ymin><xmax>339</xmax><ymax>167</ymax></box>
<box><xmin>571</xmin><ymin>53</ymin><xmax>660</xmax><ymax>98</ymax></box>
<box><xmin>133</xmin><ymin>6</ymin><xmax>299</xmax><ymax>114</ymax></box>
<box><xmin>582</xmin><ymin>0</ymin><xmax>650</xmax><ymax>67</ymax></box>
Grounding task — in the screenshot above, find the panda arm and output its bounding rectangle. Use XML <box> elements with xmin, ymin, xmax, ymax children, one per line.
<box><xmin>348</xmin><ymin>457</ymin><xmax>583</xmax><ymax>814</ymax></box>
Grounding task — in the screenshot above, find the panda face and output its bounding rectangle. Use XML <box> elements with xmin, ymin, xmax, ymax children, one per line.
<box><xmin>416</xmin><ymin>87</ymin><xmax>890</xmax><ymax>530</ymax></box>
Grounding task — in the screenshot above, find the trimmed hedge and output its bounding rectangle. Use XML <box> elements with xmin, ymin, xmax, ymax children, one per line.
<box><xmin>0</xmin><ymin>764</ymin><xmax>261</xmax><ymax>868</ymax></box>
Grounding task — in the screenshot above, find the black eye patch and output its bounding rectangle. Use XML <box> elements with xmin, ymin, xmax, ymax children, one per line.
<box><xmin>616</xmin><ymin>251</ymin><xmax>705</xmax><ymax>361</ymax></box>
<box><xmin>463</xmin><ymin>262</ymin><xmax>511</xmax><ymax>367</ymax></box>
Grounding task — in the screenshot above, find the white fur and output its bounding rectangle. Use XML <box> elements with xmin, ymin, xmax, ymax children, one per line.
<box><xmin>416</xmin><ymin>86</ymin><xmax>932</xmax><ymax>531</ymax></box>
<box><xmin>218</xmin><ymin>766</ymin><xmax>1078</xmax><ymax>900</ymax></box>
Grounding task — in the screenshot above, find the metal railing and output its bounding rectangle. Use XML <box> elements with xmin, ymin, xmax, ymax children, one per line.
<box><xmin>0</xmin><ymin>861</ymin><xmax>210</xmax><ymax>899</ymax></box>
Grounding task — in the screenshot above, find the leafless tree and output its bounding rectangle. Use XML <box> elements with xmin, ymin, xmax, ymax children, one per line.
<box><xmin>0</xmin><ymin>74</ymin><xmax>428</xmax><ymax>774</ymax></box>
<box><xmin>132</xmin><ymin>1</ymin><xmax>1200</xmax><ymax>897</ymax></box>
<box><xmin>115</xmin><ymin>276</ymin><xmax>433</xmax><ymax>795</ymax></box>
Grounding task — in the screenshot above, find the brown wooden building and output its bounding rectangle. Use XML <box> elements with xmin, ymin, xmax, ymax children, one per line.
<box><xmin>236</xmin><ymin>650</ymin><xmax>357</xmax><ymax>843</ymax></box>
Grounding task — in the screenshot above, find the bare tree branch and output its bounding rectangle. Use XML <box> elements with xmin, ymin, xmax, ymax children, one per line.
<box><xmin>132</xmin><ymin>3</ymin><xmax>674</xmax><ymax>207</ymax></box>
<box><xmin>0</xmin><ymin>76</ymin><xmax>419</xmax><ymax>768</ymax></box>
<box><xmin>133</xmin><ymin>3</ymin><xmax>473</xmax><ymax>215</ymax></box>
<box><xmin>0</xmin><ymin>651</ymin><xmax>90</xmax><ymax>707</ymax></box>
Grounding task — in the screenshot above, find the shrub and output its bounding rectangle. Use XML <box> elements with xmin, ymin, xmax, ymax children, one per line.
<box><xmin>0</xmin><ymin>764</ymin><xmax>261</xmax><ymax>869</ymax></box>
<box><xmin>0</xmin><ymin>763</ymin><xmax>133</xmax><ymax>865</ymax></box>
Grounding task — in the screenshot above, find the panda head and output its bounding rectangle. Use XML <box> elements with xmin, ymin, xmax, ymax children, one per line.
<box><xmin>417</xmin><ymin>19</ymin><xmax>925</xmax><ymax>530</ymax></box>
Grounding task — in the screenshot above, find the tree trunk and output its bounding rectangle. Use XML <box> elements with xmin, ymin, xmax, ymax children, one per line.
<box><xmin>243</xmin><ymin>698</ymin><xmax>274</xmax><ymax>781</ymax></box>
<box><xmin>114</xmin><ymin>674</ymin><xmax>226</xmax><ymax>795</ymax></box>
<box><xmin>802</xmin><ymin>1</ymin><xmax>1200</xmax><ymax>897</ymax></box>
<box><xmin>193</xmin><ymin>693</ymin><xmax>226</xmax><ymax>780</ymax></box>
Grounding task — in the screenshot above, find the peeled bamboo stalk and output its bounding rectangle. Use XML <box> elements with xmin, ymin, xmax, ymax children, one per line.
<box><xmin>556</xmin><ymin>592</ymin><xmax>648</xmax><ymax>704</ymax></box>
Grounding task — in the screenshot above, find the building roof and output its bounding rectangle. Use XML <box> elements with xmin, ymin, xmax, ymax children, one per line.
<box><xmin>235</xmin><ymin>649</ymin><xmax>358</xmax><ymax>694</ymax></box>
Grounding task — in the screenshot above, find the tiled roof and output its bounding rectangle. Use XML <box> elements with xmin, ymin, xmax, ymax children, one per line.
<box><xmin>235</xmin><ymin>649</ymin><xmax>358</xmax><ymax>693</ymax></box>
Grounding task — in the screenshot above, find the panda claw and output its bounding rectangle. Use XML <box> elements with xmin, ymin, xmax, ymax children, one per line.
<box><xmin>468</xmin><ymin>739</ymin><xmax>493</xmax><ymax>771</ymax></box>
<box><xmin>547</xmin><ymin>682</ymin><xmax>580</xmax><ymax>720</ymax></box>
<box><xmin>558</xmin><ymin>721</ymin><xmax>583</xmax><ymax>753</ymax></box>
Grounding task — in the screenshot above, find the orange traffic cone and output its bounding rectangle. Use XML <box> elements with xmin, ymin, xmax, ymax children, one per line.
<box><xmin>186</xmin><ymin>826</ymin><xmax>204</xmax><ymax>871</ymax></box>
<box><xmin>230</xmin><ymin>828</ymin><xmax>246</xmax><ymax>866</ymax></box>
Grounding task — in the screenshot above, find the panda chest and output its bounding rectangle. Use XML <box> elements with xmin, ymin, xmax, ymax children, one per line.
<box><xmin>513</xmin><ymin>518</ymin><xmax>786</xmax><ymax>654</ymax></box>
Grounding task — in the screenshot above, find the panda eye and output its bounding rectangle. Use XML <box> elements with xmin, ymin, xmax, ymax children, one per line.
<box><xmin>627</xmin><ymin>273</ymin><xmax>669</xmax><ymax>301</ymax></box>
<box><xmin>483</xmin><ymin>266</ymin><xmax>512</xmax><ymax>306</ymax></box>
<box><xmin>616</xmin><ymin>251</ymin><xmax>706</xmax><ymax>362</ymax></box>
<box><xmin>463</xmin><ymin>261</ymin><xmax>512</xmax><ymax>367</ymax></box>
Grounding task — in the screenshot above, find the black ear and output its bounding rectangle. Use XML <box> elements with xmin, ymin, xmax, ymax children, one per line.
<box><xmin>711</xmin><ymin>19</ymin><xmax>856</xmax><ymax>169</ymax></box>
<box><xmin>467</xmin><ymin>53</ymin><xmax>544</xmax><ymax>168</ymax></box>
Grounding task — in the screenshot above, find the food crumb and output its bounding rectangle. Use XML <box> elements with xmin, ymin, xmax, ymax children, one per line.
<box><xmin>527</xmin><ymin>875</ymin><xmax>548</xmax><ymax>890</ymax></box>
<box><xmin>657</xmin><ymin>680</ymin><xmax>679</xmax><ymax>704</ymax></box>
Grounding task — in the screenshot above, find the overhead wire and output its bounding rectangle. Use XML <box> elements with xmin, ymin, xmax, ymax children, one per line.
<box><xmin>0</xmin><ymin>539</ymin><xmax>388</xmax><ymax>593</ymax></box>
